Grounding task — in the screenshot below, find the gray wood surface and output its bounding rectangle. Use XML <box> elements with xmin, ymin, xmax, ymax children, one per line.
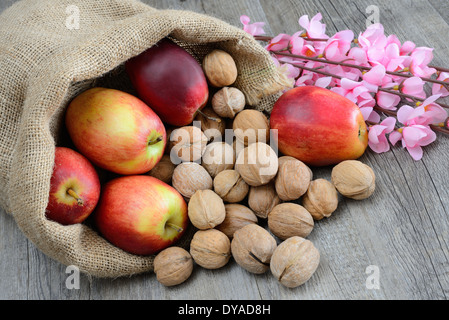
<box><xmin>1</xmin><ymin>0</ymin><xmax>448</xmax><ymax>300</ymax></box>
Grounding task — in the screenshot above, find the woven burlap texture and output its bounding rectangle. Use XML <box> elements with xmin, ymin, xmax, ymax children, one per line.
<box><xmin>0</xmin><ymin>0</ymin><xmax>291</xmax><ymax>278</ymax></box>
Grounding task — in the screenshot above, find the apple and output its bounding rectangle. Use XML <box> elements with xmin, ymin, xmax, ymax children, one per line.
<box><xmin>65</xmin><ymin>87</ymin><xmax>166</xmax><ymax>175</ymax></box>
<box><xmin>46</xmin><ymin>147</ymin><xmax>101</xmax><ymax>225</ymax></box>
<box><xmin>270</xmin><ymin>86</ymin><xmax>368</xmax><ymax>166</ymax></box>
<box><xmin>125</xmin><ymin>38</ymin><xmax>209</xmax><ymax>126</ymax></box>
<box><xmin>94</xmin><ymin>175</ymin><xmax>188</xmax><ymax>256</ymax></box>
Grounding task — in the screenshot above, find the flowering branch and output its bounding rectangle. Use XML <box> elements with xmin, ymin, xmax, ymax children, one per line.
<box><xmin>240</xmin><ymin>13</ymin><xmax>449</xmax><ymax>160</ymax></box>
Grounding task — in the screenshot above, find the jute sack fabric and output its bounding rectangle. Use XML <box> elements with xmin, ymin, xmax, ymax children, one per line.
<box><xmin>0</xmin><ymin>0</ymin><xmax>291</xmax><ymax>278</ymax></box>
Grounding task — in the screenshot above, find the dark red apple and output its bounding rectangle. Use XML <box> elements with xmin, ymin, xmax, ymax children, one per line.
<box><xmin>270</xmin><ymin>86</ymin><xmax>368</xmax><ymax>166</ymax></box>
<box><xmin>125</xmin><ymin>38</ymin><xmax>209</xmax><ymax>126</ymax></box>
<box><xmin>94</xmin><ymin>175</ymin><xmax>189</xmax><ymax>256</ymax></box>
<box><xmin>46</xmin><ymin>147</ymin><xmax>101</xmax><ymax>225</ymax></box>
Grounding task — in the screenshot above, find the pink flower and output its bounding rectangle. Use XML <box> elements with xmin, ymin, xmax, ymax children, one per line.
<box><xmin>397</xmin><ymin>95</ymin><xmax>447</xmax><ymax>126</ymax></box>
<box><xmin>368</xmin><ymin>117</ymin><xmax>396</xmax><ymax>153</ymax></box>
<box><xmin>357</xmin><ymin>23</ymin><xmax>386</xmax><ymax>49</ymax></box>
<box><xmin>324</xmin><ymin>30</ymin><xmax>354</xmax><ymax>61</ymax></box>
<box><xmin>376</xmin><ymin>86</ymin><xmax>401</xmax><ymax>110</ymax></box>
<box><xmin>298</xmin><ymin>13</ymin><xmax>329</xmax><ymax>39</ymax></box>
<box><xmin>400</xmin><ymin>77</ymin><xmax>426</xmax><ymax>99</ymax></box>
<box><xmin>271</xmin><ymin>56</ymin><xmax>299</xmax><ymax>84</ymax></box>
<box><xmin>409</xmin><ymin>47</ymin><xmax>437</xmax><ymax>78</ymax></box>
<box><xmin>240</xmin><ymin>15</ymin><xmax>265</xmax><ymax>36</ymax></box>
<box><xmin>432</xmin><ymin>72</ymin><xmax>449</xmax><ymax>97</ymax></box>
<box><xmin>266</xmin><ymin>33</ymin><xmax>291</xmax><ymax>52</ymax></box>
<box><xmin>389</xmin><ymin>125</ymin><xmax>436</xmax><ymax>161</ymax></box>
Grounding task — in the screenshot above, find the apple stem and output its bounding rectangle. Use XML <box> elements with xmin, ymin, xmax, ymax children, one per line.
<box><xmin>148</xmin><ymin>136</ymin><xmax>164</xmax><ymax>146</ymax></box>
<box><xmin>167</xmin><ymin>222</ymin><xmax>184</xmax><ymax>233</ymax></box>
<box><xmin>197</xmin><ymin>109</ymin><xmax>222</xmax><ymax>123</ymax></box>
<box><xmin>67</xmin><ymin>189</ymin><xmax>84</xmax><ymax>206</ymax></box>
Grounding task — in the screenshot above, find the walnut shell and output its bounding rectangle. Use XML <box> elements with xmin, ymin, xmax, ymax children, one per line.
<box><xmin>190</xmin><ymin>229</ymin><xmax>231</xmax><ymax>269</ymax></box>
<box><xmin>275</xmin><ymin>156</ymin><xmax>311</xmax><ymax>201</ymax></box>
<box><xmin>201</xmin><ymin>142</ymin><xmax>235</xmax><ymax>178</ymax></box>
<box><xmin>216</xmin><ymin>204</ymin><xmax>258</xmax><ymax>239</ymax></box>
<box><xmin>248</xmin><ymin>181</ymin><xmax>281</xmax><ymax>219</ymax></box>
<box><xmin>231</xmin><ymin>224</ymin><xmax>277</xmax><ymax>274</ymax></box>
<box><xmin>233</xmin><ymin>110</ymin><xmax>270</xmax><ymax>146</ymax></box>
<box><xmin>268</xmin><ymin>203</ymin><xmax>314</xmax><ymax>240</ymax></box>
<box><xmin>194</xmin><ymin>107</ymin><xmax>226</xmax><ymax>142</ymax></box>
<box><xmin>169</xmin><ymin>126</ymin><xmax>208</xmax><ymax>162</ymax></box>
<box><xmin>148</xmin><ymin>154</ymin><xmax>175</xmax><ymax>184</ymax></box>
<box><xmin>235</xmin><ymin>142</ymin><xmax>279</xmax><ymax>187</ymax></box>
<box><xmin>270</xmin><ymin>236</ymin><xmax>320</xmax><ymax>288</ymax></box>
<box><xmin>211</xmin><ymin>87</ymin><xmax>246</xmax><ymax>119</ymax></box>
<box><xmin>213</xmin><ymin>169</ymin><xmax>249</xmax><ymax>203</ymax></box>
<box><xmin>188</xmin><ymin>189</ymin><xmax>226</xmax><ymax>230</ymax></box>
<box><xmin>172</xmin><ymin>162</ymin><xmax>213</xmax><ymax>199</ymax></box>
<box><xmin>153</xmin><ymin>247</ymin><xmax>193</xmax><ymax>287</ymax></box>
<box><xmin>331</xmin><ymin>160</ymin><xmax>376</xmax><ymax>200</ymax></box>
<box><xmin>202</xmin><ymin>49</ymin><xmax>238</xmax><ymax>87</ymax></box>
<box><xmin>302</xmin><ymin>179</ymin><xmax>339</xmax><ymax>220</ymax></box>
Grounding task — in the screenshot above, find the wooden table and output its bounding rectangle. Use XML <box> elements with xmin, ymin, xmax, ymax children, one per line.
<box><xmin>1</xmin><ymin>0</ymin><xmax>448</xmax><ymax>300</ymax></box>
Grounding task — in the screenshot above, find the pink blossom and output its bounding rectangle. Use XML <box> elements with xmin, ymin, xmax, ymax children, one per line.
<box><xmin>397</xmin><ymin>95</ymin><xmax>447</xmax><ymax>126</ymax></box>
<box><xmin>409</xmin><ymin>47</ymin><xmax>437</xmax><ymax>78</ymax></box>
<box><xmin>389</xmin><ymin>125</ymin><xmax>436</xmax><ymax>161</ymax></box>
<box><xmin>362</xmin><ymin>64</ymin><xmax>387</xmax><ymax>88</ymax></box>
<box><xmin>272</xmin><ymin>56</ymin><xmax>300</xmax><ymax>83</ymax></box>
<box><xmin>240</xmin><ymin>15</ymin><xmax>265</xmax><ymax>36</ymax></box>
<box><xmin>376</xmin><ymin>90</ymin><xmax>401</xmax><ymax>110</ymax></box>
<box><xmin>295</xmin><ymin>73</ymin><xmax>314</xmax><ymax>87</ymax></box>
<box><xmin>432</xmin><ymin>72</ymin><xmax>449</xmax><ymax>97</ymax></box>
<box><xmin>348</xmin><ymin>47</ymin><xmax>369</xmax><ymax>65</ymax></box>
<box><xmin>289</xmin><ymin>33</ymin><xmax>318</xmax><ymax>57</ymax></box>
<box><xmin>400</xmin><ymin>77</ymin><xmax>426</xmax><ymax>99</ymax></box>
<box><xmin>266</xmin><ymin>33</ymin><xmax>291</xmax><ymax>52</ymax></box>
<box><xmin>324</xmin><ymin>30</ymin><xmax>354</xmax><ymax>61</ymax></box>
<box><xmin>368</xmin><ymin>117</ymin><xmax>396</xmax><ymax>153</ymax></box>
<box><xmin>298</xmin><ymin>13</ymin><xmax>329</xmax><ymax>39</ymax></box>
<box><xmin>357</xmin><ymin>23</ymin><xmax>386</xmax><ymax>49</ymax></box>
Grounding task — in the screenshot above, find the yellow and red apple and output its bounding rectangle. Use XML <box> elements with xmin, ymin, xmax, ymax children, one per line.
<box><xmin>270</xmin><ymin>86</ymin><xmax>368</xmax><ymax>166</ymax></box>
<box><xmin>94</xmin><ymin>175</ymin><xmax>188</xmax><ymax>256</ymax></box>
<box><xmin>46</xmin><ymin>147</ymin><xmax>101</xmax><ymax>225</ymax></box>
<box><xmin>65</xmin><ymin>87</ymin><xmax>166</xmax><ymax>175</ymax></box>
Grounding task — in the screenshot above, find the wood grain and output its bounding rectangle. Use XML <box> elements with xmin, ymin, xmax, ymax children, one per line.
<box><xmin>0</xmin><ymin>0</ymin><xmax>448</xmax><ymax>300</ymax></box>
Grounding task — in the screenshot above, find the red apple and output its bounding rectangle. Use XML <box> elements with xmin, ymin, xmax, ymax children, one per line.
<box><xmin>65</xmin><ymin>87</ymin><xmax>166</xmax><ymax>175</ymax></box>
<box><xmin>125</xmin><ymin>38</ymin><xmax>209</xmax><ymax>126</ymax></box>
<box><xmin>46</xmin><ymin>147</ymin><xmax>101</xmax><ymax>225</ymax></box>
<box><xmin>270</xmin><ymin>86</ymin><xmax>368</xmax><ymax>166</ymax></box>
<box><xmin>94</xmin><ymin>175</ymin><xmax>188</xmax><ymax>256</ymax></box>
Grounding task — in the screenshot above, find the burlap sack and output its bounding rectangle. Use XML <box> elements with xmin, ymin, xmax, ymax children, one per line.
<box><xmin>0</xmin><ymin>0</ymin><xmax>290</xmax><ymax>278</ymax></box>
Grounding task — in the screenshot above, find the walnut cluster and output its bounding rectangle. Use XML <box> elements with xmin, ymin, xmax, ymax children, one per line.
<box><xmin>152</xmin><ymin>47</ymin><xmax>376</xmax><ymax>289</ymax></box>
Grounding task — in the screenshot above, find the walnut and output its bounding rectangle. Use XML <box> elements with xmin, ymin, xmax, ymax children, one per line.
<box><xmin>248</xmin><ymin>181</ymin><xmax>281</xmax><ymax>219</ymax></box>
<box><xmin>201</xmin><ymin>142</ymin><xmax>235</xmax><ymax>178</ymax></box>
<box><xmin>172</xmin><ymin>162</ymin><xmax>213</xmax><ymax>199</ymax></box>
<box><xmin>153</xmin><ymin>247</ymin><xmax>193</xmax><ymax>287</ymax></box>
<box><xmin>194</xmin><ymin>107</ymin><xmax>226</xmax><ymax>142</ymax></box>
<box><xmin>275</xmin><ymin>156</ymin><xmax>311</xmax><ymax>201</ymax></box>
<box><xmin>188</xmin><ymin>189</ymin><xmax>226</xmax><ymax>230</ymax></box>
<box><xmin>216</xmin><ymin>204</ymin><xmax>258</xmax><ymax>239</ymax></box>
<box><xmin>190</xmin><ymin>229</ymin><xmax>231</xmax><ymax>269</ymax></box>
<box><xmin>213</xmin><ymin>169</ymin><xmax>249</xmax><ymax>203</ymax></box>
<box><xmin>202</xmin><ymin>49</ymin><xmax>238</xmax><ymax>87</ymax></box>
<box><xmin>235</xmin><ymin>142</ymin><xmax>279</xmax><ymax>187</ymax></box>
<box><xmin>331</xmin><ymin>160</ymin><xmax>376</xmax><ymax>200</ymax></box>
<box><xmin>302</xmin><ymin>179</ymin><xmax>339</xmax><ymax>220</ymax></box>
<box><xmin>233</xmin><ymin>110</ymin><xmax>270</xmax><ymax>146</ymax></box>
<box><xmin>211</xmin><ymin>87</ymin><xmax>246</xmax><ymax>119</ymax></box>
<box><xmin>267</xmin><ymin>203</ymin><xmax>314</xmax><ymax>240</ymax></box>
<box><xmin>270</xmin><ymin>236</ymin><xmax>320</xmax><ymax>288</ymax></box>
<box><xmin>148</xmin><ymin>154</ymin><xmax>175</xmax><ymax>184</ymax></box>
<box><xmin>230</xmin><ymin>224</ymin><xmax>277</xmax><ymax>274</ymax></box>
<box><xmin>169</xmin><ymin>126</ymin><xmax>208</xmax><ymax>162</ymax></box>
